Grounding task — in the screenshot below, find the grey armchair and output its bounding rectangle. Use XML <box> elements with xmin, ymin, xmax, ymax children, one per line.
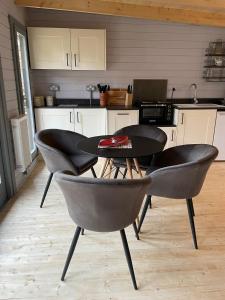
<box><xmin>55</xmin><ymin>171</ymin><xmax>151</xmax><ymax>289</ymax></box>
<box><xmin>138</xmin><ymin>144</ymin><xmax>218</xmax><ymax>249</ymax></box>
<box><xmin>113</xmin><ymin>125</ymin><xmax>167</xmax><ymax>178</ymax></box>
<box><xmin>35</xmin><ymin>129</ymin><xmax>98</xmax><ymax>208</ymax></box>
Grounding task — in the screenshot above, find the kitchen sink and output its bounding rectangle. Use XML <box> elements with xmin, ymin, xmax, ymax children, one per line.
<box><xmin>174</xmin><ymin>103</ymin><xmax>224</xmax><ymax>109</ymax></box>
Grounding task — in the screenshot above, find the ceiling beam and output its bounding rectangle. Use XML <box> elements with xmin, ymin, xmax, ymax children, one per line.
<box><xmin>15</xmin><ymin>0</ymin><xmax>225</xmax><ymax>27</ymax></box>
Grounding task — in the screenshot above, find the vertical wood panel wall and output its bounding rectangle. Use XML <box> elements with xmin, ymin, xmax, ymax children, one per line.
<box><xmin>0</xmin><ymin>0</ymin><xmax>25</xmax><ymax>118</ymax></box>
<box><xmin>27</xmin><ymin>8</ymin><xmax>225</xmax><ymax>100</ymax></box>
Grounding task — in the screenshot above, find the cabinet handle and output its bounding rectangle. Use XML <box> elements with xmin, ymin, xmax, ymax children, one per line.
<box><xmin>181</xmin><ymin>113</ymin><xmax>184</xmax><ymax>124</ymax></box>
<box><xmin>117</xmin><ymin>113</ymin><xmax>129</xmax><ymax>115</ymax></box>
<box><xmin>74</xmin><ymin>54</ymin><xmax>77</xmax><ymax>67</ymax></box>
<box><xmin>70</xmin><ymin>112</ymin><xmax>72</xmax><ymax>123</ymax></box>
<box><xmin>77</xmin><ymin>111</ymin><xmax>80</xmax><ymax>123</ymax></box>
<box><xmin>66</xmin><ymin>53</ymin><xmax>69</xmax><ymax>66</ymax></box>
<box><xmin>171</xmin><ymin>129</ymin><xmax>174</xmax><ymax>142</ymax></box>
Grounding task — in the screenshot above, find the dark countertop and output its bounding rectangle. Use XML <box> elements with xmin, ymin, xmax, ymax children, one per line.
<box><xmin>35</xmin><ymin>105</ymin><xmax>105</xmax><ymax>109</ymax></box>
<box><xmin>106</xmin><ymin>105</ymin><xmax>138</xmax><ymax>110</ymax></box>
<box><xmin>34</xmin><ymin>97</ymin><xmax>225</xmax><ymax>110</ymax></box>
<box><xmin>173</xmin><ymin>103</ymin><xmax>225</xmax><ymax>110</ymax></box>
<box><xmin>34</xmin><ymin>105</ymin><xmax>139</xmax><ymax>110</ymax></box>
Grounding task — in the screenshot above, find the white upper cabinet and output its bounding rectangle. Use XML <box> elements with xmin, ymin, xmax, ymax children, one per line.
<box><xmin>71</xmin><ymin>29</ymin><xmax>106</xmax><ymax>70</ymax></box>
<box><xmin>27</xmin><ymin>27</ymin><xmax>106</xmax><ymax>70</ymax></box>
<box><xmin>174</xmin><ymin>109</ymin><xmax>217</xmax><ymax>145</ymax></box>
<box><xmin>27</xmin><ymin>28</ymin><xmax>71</xmax><ymax>70</ymax></box>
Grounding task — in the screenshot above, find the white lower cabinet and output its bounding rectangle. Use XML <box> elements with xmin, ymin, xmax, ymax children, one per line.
<box><xmin>158</xmin><ymin>127</ymin><xmax>177</xmax><ymax>149</ymax></box>
<box><xmin>107</xmin><ymin>110</ymin><xmax>139</xmax><ymax>134</ymax></box>
<box><xmin>35</xmin><ymin>108</ymin><xmax>74</xmax><ymax>131</ymax></box>
<box><xmin>174</xmin><ymin>109</ymin><xmax>217</xmax><ymax>145</ymax></box>
<box><xmin>74</xmin><ymin>109</ymin><xmax>107</xmax><ymax>137</ymax></box>
<box><xmin>35</xmin><ymin>108</ymin><xmax>107</xmax><ymax>137</ymax></box>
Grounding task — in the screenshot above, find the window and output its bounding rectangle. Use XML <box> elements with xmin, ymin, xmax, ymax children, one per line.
<box><xmin>9</xmin><ymin>16</ymin><xmax>37</xmax><ymax>157</ymax></box>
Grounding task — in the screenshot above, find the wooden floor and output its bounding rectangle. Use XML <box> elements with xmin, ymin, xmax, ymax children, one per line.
<box><xmin>1</xmin><ymin>160</ymin><xmax>225</xmax><ymax>299</ymax></box>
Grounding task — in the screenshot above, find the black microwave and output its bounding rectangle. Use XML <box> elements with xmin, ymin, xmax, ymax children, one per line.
<box><xmin>139</xmin><ymin>103</ymin><xmax>173</xmax><ymax>125</ymax></box>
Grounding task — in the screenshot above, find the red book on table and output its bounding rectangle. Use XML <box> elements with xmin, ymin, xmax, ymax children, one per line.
<box><xmin>98</xmin><ymin>136</ymin><xmax>129</xmax><ymax>148</ymax></box>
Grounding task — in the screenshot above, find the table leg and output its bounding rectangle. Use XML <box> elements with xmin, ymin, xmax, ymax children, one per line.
<box><xmin>126</xmin><ymin>158</ymin><xmax>133</xmax><ymax>179</ymax></box>
<box><xmin>99</xmin><ymin>158</ymin><xmax>110</xmax><ymax>178</ymax></box>
<box><xmin>108</xmin><ymin>159</ymin><xmax>113</xmax><ymax>178</ymax></box>
<box><xmin>133</xmin><ymin>158</ymin><xmax>143</xmax><ymax>178</ymax></box>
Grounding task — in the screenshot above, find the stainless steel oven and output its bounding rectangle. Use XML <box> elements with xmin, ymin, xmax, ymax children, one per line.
<box><xmin>139</xmin><ymin>102</ymin><xmax>173</xmax><ymax>125</ymax></box>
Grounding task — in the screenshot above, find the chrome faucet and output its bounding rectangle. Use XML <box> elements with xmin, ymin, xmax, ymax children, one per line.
<box><xmin>86</xmin><ymin>84</ymin><xmax>96</xmax><ymax>106</ymax></box>
<box><xmin>190</xmin><ymin>83</ymin><xmax>198</xmax><ymax>104</ymax></box>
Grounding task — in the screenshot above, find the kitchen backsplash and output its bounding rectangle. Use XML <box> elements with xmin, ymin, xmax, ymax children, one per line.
<box><xmin>27</xmin><ymin>8</ymin><xmax>225</xmax><ymax>100</ymax></box>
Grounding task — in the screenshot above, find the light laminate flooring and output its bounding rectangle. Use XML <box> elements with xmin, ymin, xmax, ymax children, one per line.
<box><xmin>1</xmin><ymin>160</ymin><xmax>225</xmax><ymax>300</ymax></box>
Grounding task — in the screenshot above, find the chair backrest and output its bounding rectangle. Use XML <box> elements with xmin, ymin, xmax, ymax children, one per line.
<box><xmin>55</xmin><ymin>171</ymin><xmax>151</xmax><ymax>232</ymax></box>
<box><xmin>115</xmin><ymin>125</ymin><xmax>167</xmax><ymax>168</ymax></box>
<box><xmin>35</xmin><ymin>129</ymin><xmax>86</xmax><ymax>174</ymax></box>
<box><xmin>148</xmin><ymin>144</ymin><xmax>218</xmax><ymax>199</ymax></box>
<box><xmin>115</xmin><ymin>125</ymin><xmax>167</xmax><ymax>148</ymax></box>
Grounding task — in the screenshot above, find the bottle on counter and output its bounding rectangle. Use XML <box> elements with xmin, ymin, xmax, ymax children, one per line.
<box><xmin>46</xmin><ymin>96</ymin><xmax>54</xmax><ymax>106</ymax></box>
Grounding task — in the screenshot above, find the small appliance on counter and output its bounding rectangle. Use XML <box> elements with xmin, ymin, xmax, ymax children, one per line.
<box><xmin>133</xmin><ymin>79</ymin><xmax>173</xmax><ymax>125</ymax></box>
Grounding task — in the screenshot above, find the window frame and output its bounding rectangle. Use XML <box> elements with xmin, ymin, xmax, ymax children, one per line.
<box><xmin>9</xmin><ymin>15</ymin><xmax>37</xmax><ymax>159</ymax></box>
<box><xmin>9</xmin><ymin>15</ymin><xmax>28</xmax><ymax>115</ymax></box>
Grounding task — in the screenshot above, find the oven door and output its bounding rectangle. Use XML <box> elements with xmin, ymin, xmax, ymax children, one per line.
<box><xmin>140</xmin><ymin>104</ymin><xmax>167</xmax><ymax>124</ymax></box>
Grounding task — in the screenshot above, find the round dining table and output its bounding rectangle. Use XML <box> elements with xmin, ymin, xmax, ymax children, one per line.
<box><xmin>78</xmin><ymin>135</ymin><xmax>162</xmax><ymax>179</ymax></box>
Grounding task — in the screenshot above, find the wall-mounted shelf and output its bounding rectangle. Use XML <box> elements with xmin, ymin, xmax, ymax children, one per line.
<box><xmin>204</xmin><ymin>40</ymin><xmax>225</xmax><ymax>81</ymax></box>
<box><xmin>203</xmin><ymin>77</ymin><xmax>225</xmax><ymax>82</ymax></box>
<box><xmin>205</xmin><ymin>54</ymin><xmax>225</xmax><ymax>56</ymax></box>
<box><xmin>204</xmin><ymin>66</ymin><xmax>225</xmax><ymax>68</ymax></box>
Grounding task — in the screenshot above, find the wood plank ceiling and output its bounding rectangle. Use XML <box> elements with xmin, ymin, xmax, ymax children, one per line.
<box><xmin>15</xmin><ymin>0</ymin><xmax>225</xmax><ymax>27</ymax></box>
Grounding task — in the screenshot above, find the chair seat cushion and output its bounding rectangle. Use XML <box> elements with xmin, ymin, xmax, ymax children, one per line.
<box><xmin>69</xmin><ymin>154</ymin><xmax>97</xmax><ymax>174</ymax></box>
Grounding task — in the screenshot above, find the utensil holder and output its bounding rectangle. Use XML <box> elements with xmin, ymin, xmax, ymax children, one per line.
<box><xmin>100</xmin><ymin>92</ymin><xmax>108</xmax><ymax>107</ymax></box>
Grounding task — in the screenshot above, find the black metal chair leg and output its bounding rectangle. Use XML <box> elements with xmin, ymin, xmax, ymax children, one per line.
<box><xmin>40</xmin><ymin>173</ymin><xmax>53</xmax><ymax>208</ymax></box>
<box><xmin>190</xmin><ymin>198</ymin><xmax>195</xmax><ymax>217</ymax></box>
<box><xmin>123</xmin><ymin>168</ymin><xmax>127</xmax><ymax>179</ymax></box>
<box><xmin>120</xmin><ymin>229</ymin><xmax>138</xmax><ymax>290</ymax></box>
<box><xmin>91</xmin><ymin>167</ymin><xmax>97</xmax><ymax>178</ymax></box>
<box><xmin>186</xmin><ymin>199</ymin><xmax>198</xmax><ymax>249</ymax></box>
<box><xmin>81</xmin><ymin>228</ymin><xmax>84</xmax><ymax>235</ymax></box>
<box><xmin>149</xmin><ymin>197</ymin><xmax>152</xmax><ymax>209</ymax></box>
<box><xmin>132</xmin><ymin>222</ymin><xmax>139</xmax><ymax>240</ymax></box>
<box><xmin>137</xmin><ymin>195</ymin><xmax>151</xmax><ymax>233</ymax></box>
<box><xmin>61</xmin><ymin>226</ymin><xmax>81</xmax><ymax>281</ymax></box>
<box><xmin>114</xmin><ymin>167</ymin><xmax>120</xmax><ymax>179</ymax></box>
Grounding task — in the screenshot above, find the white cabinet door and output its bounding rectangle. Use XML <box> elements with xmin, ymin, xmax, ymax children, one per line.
<box><xmin>74</xmin><ymin>109</ymin><xmax>107</xmax><ymax>137</ymax></box>
<box><xmin>35</xmin><ymin>108</ymin><xmax>74</xmax><ymax>131</ymax></box>
<box><xmin>175</xmin><ymin>109</ymin><xmax>217</xmax><ymax>145</ymax></box>
<box><xmin>107</xmin><ymin>110</ymin><xmax>139</xmax><ymax>135</ymax></box>
<box><xmin>71</xmin><ymin>29</ymin><xmax>106</xmax><ymax>70</ymax></box>
<box><xmin>28</xmin><ymin>27</ymin><xmax>71</xmax><ymax>70</ymax></box>
<box><xmin>158</xmin><ymin>127</ymin><xmax>177</xmax><ymax>149</ymax></box>
<box><xmin>213</xmin><ymin>112</ymin><xmax>225</xmax><ymax>160</ymax></box>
